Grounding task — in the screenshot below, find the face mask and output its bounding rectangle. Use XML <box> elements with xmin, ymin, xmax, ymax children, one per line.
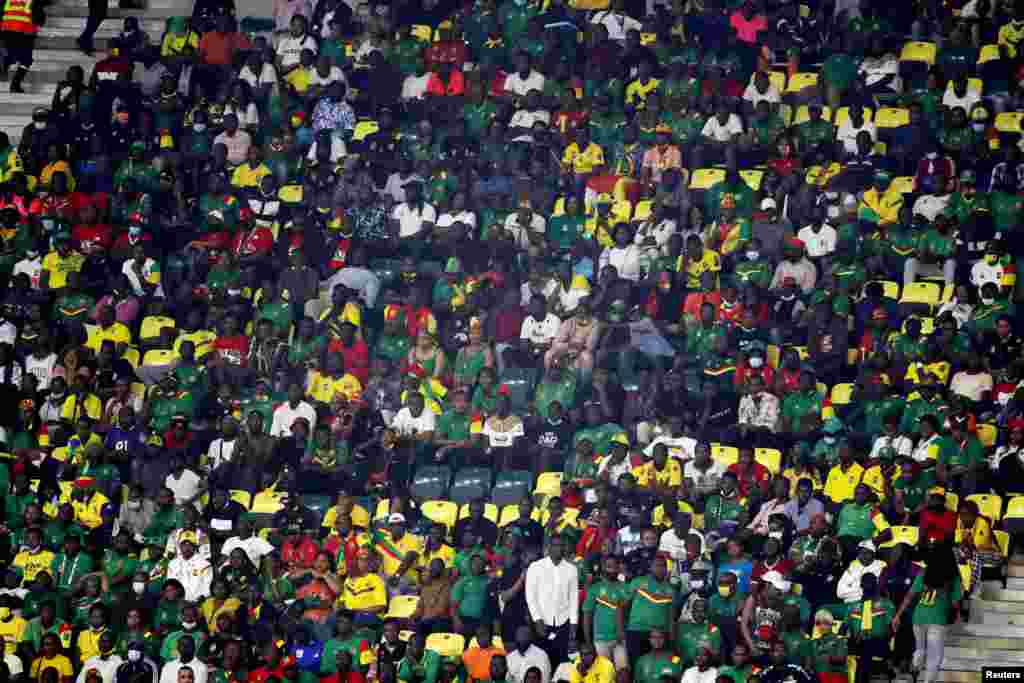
<box><xmin>182</xmin><ymin>621</ymin><xmax>197</xmax><ymax>630</ymax></box>
<box><xmin>689</xmin><ymin>579</ymin><xmax>704</xmax><ymax>590</ymax></box>
<box><xmin>194</xmin><ymin>123</ymin><xmax>207</xmax><ymax>132</ymax></box>
<box><xmin>127</xmin><ymin>500</ymin><xmax>141</xmax><ymax>510</ymax></box>
<box><xmin>768</xmin><ymin>530</ymin><xmax>784</xmax><ymax>540</ymax></box>
<box><xmin>780</xmin><ymin>293</ymin><xmax>795</xmax><ymax>302</ymax></box>
<box><xmin>749</xmin><ymin>356</ymin><xmax>763</xmax><ymax>368</ymax></box>
<box><xmin>116</xmin><ymin>113</ymin><xmax>130</xmax><ymax>124</ymax></box>
<box><xmin>34</xmin><ymin>121</ymin><xmax>46</xmax><ymax>130</ymax></box>
<box><xmin>717</xmin><ymin>586</ymin><xmax>731</xmax><ymax>598</ymax></box>
<box><xmin>746</xmin><ymin>251</ymin><xmax>759</xmax><ymax>261</ymax></box>
<box><xmin>972</xmin><ymin>123</ymin><xmax>986</xmax><ymax>132</ymax></box>
<box><xmin>128</xmin><ymin>650</ymin><xmax>142</xmax><ymax>663</ymax></box>
<box><xmin>128</xmin><ymin>226</ymin><xmax>142</xmax><ymax>237</ymax></box>
<box><xmin>823</xmin><ymin>436</ymin><xmax>836</xmax><ymax>444</ymax></box>
<box><xmin>982</xmin><ymin>296</ymin><xmax>995</xmax><ymax>305</ymax></box>
<box><xmin>132</xmin><ymin>581</ymin><xmax>146</xmax><ymax>593</ymax></box>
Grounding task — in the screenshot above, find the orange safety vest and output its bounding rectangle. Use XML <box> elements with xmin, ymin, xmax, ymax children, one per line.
<box><xmin>1</xmin><ymin>0</ymin><xmax>38</xmax><ymax>33</ymax></box>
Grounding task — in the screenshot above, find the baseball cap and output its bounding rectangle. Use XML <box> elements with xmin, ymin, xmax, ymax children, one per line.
<box><xmin>388</xmin><ymin>513</ymin><xmax>407</xmax><ymax>525</ymax></box>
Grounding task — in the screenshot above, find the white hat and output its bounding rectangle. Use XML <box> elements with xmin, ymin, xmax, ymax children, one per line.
<box><xmin>858</xmin><ymin>540</ymin><xmax>876</xmax><ymax>552</ymax></box>
<box><xmin>388</xmin><ymin>513</ymin><xmax>407</xmax><ymax>525</ymax></box>
<box><xmin>761</xmin><ymin>197</ymin><xmax>777</xmax><ymax>210</ymax></box>
<box><xmin>760</xmin><ymin>570</ymin><xmax>792</xmax><ymax>593</ymax></box>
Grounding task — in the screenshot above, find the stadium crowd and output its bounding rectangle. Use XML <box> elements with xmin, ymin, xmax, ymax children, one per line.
<box><xmin>0</xmin><ymin>1</ymin><xmax>1021</xmax><ymax>683</ymax></box>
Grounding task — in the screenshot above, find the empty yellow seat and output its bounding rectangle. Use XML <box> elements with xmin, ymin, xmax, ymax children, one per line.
<box><xmin>142</xmin><ymin>349</ymin><xmax>178</xmax><ymax>366</ymax></box>
<box><xmin>899</xmin><ymin>282</ymin><xmax>941</xmax><ymax>307</ymax></box>
<box><xmin>830</xmin><ymin>383</ymin><xmax>854</xmax><ymax>405</ymax></box>
<box><xmin>534</xmin><ymin>472</ymin><xmax>563</xmax><ymax>498</ymax></box>
<box><xmin>979</xmin><ymin>44</ymin><xmax>1000</xmax><ymax>63</ymax></box>
<box><xmin>871</xmin><ymin>280</ymin><xmax>900</xmax><ymax>299</ymax></box>
<box><xmin>977</xmin><ymin>423</ymin><xmax>998</xmax><ymax>449</ymax></box>
<box><xmin>995</xmin><ymin>112</ymin><xmax>1024</xmax><ymax>133</ymax></box>
<box><xmin>230</xmin><ymin>490</ymin><xmax>252</xmax><ymax>509</ymax></box>
<box><xmin>880</xmin><ymin>525</ymin><xmax>919</xmax><ymax>548</ymax></box>
<box><xmin>384</xmin><ymin>595</ymin><xmax>420</xmax><ymax>619</ymax></box>
<box><xmin>890</xmin><ymin>176</ymin><xmax>916</xmax><ymax>194</ymax></box>
<box><xmin>900</xmin><ymin>41</ymin><xmax>937</xmax><ymax>64</ymax></box>
<box><xmin>786</xmin><ymin>72</ymin><xmax>818</xmax><ymax>92</ymax></box>
<box><xmin>411</xmin><ymin>24</ymin><xmax>433</xmax><ymax>41</ymax></box>
<box><xmin>967</xmin><ymin>493</ymin><xmax>1003</xmax><ymax>522</ymax></box>
<box><xmin>755</xmin><ymin>448</ymin><xmax>782</xmax><ymax>475</ymax></box>
<box><xmin>875</xmin><ymin>107</ymin><xmax>910</xmax><ymax>128</ymax></box>
<box><xmin>140</xmin><ymin>315</ymin><xmax>176</xmax><ymax>341</ymax></box>
<box><xmin>689</xmin><ymin>168</ymin><xmax>726</xmax><ymax>189</ymax></box>
<box><xmin>121</xmin><ymin>347</ymin><xmax>140</xmax><ymax>368</ymax></box>
<box><xmin>739</xmin><ymin>169</ymin><xmax>764</xmax><ymax>190</ymax></box>
<box><xmin>426</xmin><ymin>633</ymin><xmax>465</xmax><ymax>658</ymax></box>
<box><xmin>421</xmin><ymin>500</ymin><xmax>459</xmax><ymax>530</ymax></box>
<box><xmin>712</xmin><ymin>444</ymin><xmax>739</xmax><ymax>467</ymax></box>
<box><xmin>768</xmin><ymin>71</ymin><xmax>787</xmax><ymax>93</ymax></box>
<box><xmin>995</xmin><ymin>529</ymin><xmax>1011</xmax><ymax>558</ymax></box>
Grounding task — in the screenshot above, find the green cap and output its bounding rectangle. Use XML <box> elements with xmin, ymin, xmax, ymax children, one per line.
<box><xmin>444</xmin><ymin>256</ymin><xmax>462</xmax><ymax>274</ymax></box>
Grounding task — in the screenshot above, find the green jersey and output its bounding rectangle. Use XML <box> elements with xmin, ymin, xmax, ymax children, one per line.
<box><xmin>583</xmin><ymin>580</ymin><xmax>629</xmax><ymax>641</ymax></box>
<box><xmin>626</xmin><ymin>575</ymin><xmax>676</xmax><ymax>632</ymax></box>
<box><xmin>845</xmin><ymin>597</ymin><xmax>894</xmax><ymax>638</ymax></box>
<box><xmin>911</xmin><ymin>573</ymin><xmax>962</xmax><ymax>625</ymax></box>
<box><xmin>634</xmin><ymin>653</ymin><xmax>683</xmax><ymax>683</ymax></box>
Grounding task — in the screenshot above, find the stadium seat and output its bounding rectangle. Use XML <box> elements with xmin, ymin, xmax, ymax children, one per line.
<box><xmin>449</xmin><ymin>467</ymin><xmax>492</xmax><ymax>504</ymax></box>
<box><xmin>712</xmin><ymin>444</ymin><xmax>739</xmax><ymax>467</ymax></box>
<box><xmin>498</xmin><ymin>504</ymin><xmax>522</xmax><ymax>527</ymax></box>
<box><xmin>739</xmin><ymin>169</ymin><xmax>764</xmax><ymax>190</ymax></box>
<box><xmin>944</xmin><ymin>78</ymin><xmax>983</xmax><ymax>95</ymax></box>
<box><xmin>900</xmin><ymin>41</ymin><xmax>937</xmax><ymax>64</ymax></box>
<box><xmin>785</xmin><ymin>72</ymin><xmax>818</xmax><ymax>93</ymax></box>
<box><xmin>420</xmin><ymin>500</ymin><xmax>459</xmax><ymax>530</ymax></box>
<box><xmin>230</xmin><ymin>490</ymin><xmax>252</xmax><ymax>510</ymax></box>
<box><xmin>468</xmin><ymin>636</ymin><xmax>505</xmax><ymax>650</ymax></box>
<box><xmin>874</xmin><ymin>107</ymin><xmax>910</xmax><ymax>128</ymax></box>
<box><xmin>793</xmin><ymin>105</ymin><xmax>832</xmax><ymax>125</ymax></box>
<box><xmin>995</xmin><ymin>530</ymin><xmax>1011</xmax><ymax>558</ymax></box>
<box><xmin>978</xmin><ymin>44</ymin><xmax>1000</xmax><ymax>63</ymax></box>
<box><xmin>1005</xmin><ymin>496</ymin><xmax>1024</xmax><ymax>534</ymax></box>
<box><xmin>768</xmin><ymin>71</ymin><xmax>787</xmax><ymax>93</ymax></box>
<box><xmin>689</xmin><ymin>168</ymin><xmax>726</xmax><ymax>189</ymax></box>
<box><xmin>833</xmin><ymin>107</ymin><xmax>874</xmax><ymax>127</ymax></box>
<box><xmin>411</xmin><ymin>24</ymin><xmax>434</xmax><ymax>41</ymax></box>
<box><xmin>976</xmin><ymin>423</ymin><xmax>998</xmax><ymax>448</ymax></box>
<box><xmin>121</xmin><ymin>347</ymin><xmax>140</xmax><ymax>368</ymax></box>
<box><xmin>945</xmin><ymin>493</ymin><xmax>959</xmax><ymax>512</ymax></box>
<box><xmin>755</xmin><ymin>448</ymin><xmax>782</xmax><ymax>475</ymax></box>
<box><xmin>492</xmin><ymin>470</ymin><xmax>533</xmax><ymax>507</ymax></box>
<box><xmin>426</xmin><ymin>633</ymin><xmax>466</xmax><ymax>658</ymax></box>
<box><xmin>500</xmin><ymin>368</ymin><xmax>535</xmax><ymax>413</ymax></box>
<box><xmin>457</xmin><ymin>502</ymin><xmax>499</xmax><ymax>523</ymax></box>
<box><xmin>830</xmin><ymin>383</ymin><xmax>854</xmax><ymax>405</ymax></box>
<box><xmin>995</xmin><ymin>112</ymin><xmax>1024</xmax><ymax>133</ymax></box>
<box><xmin>899</xmin><ymin>282</ymin><xmax>941</xmax><ymax>308</ymax></box>
<box><xmin>251</xmin><ymin>490</ymin><xmax>286</xmax><ymax>515</ymax></box>
<box><xmin>534</xmin><ymin>472</ymin><xmax>563</xmax><ymax>498</ymax></box>
<box><xmin>959</xmin><ymin>562</ymin><xmax>972</xmax><ymax>593</ymax></box>
<box><xmin>411</xmin><ymin>466</ymin><xmax>452</xmax><ymax>501</ymax></box>
<box><xmin>880</xmin><ymin>525</ymin><xmax>919</xmax><ymax>548</ymax></box>
<box><xmin>870</xmin><ymin>280</ymin><xmax>900</xmax><ymax>300</ymax></box>
<box><xmin>142</xmin><ymin>349</ymin><xmax>178</xmax><ymax>367</ymax></box>
<box><xmin>140</xmin><ymin>315</ymin><xmax>176</xmax><ymax>341</ymax></box>
<box><xmin>966</xmin><ymin>493</ymin><xmax>1003</xmax><ymax>522</ymax></box>
<box><xmin>651</xmin><ymin>501</ymin><xmax>695</xmax><ymax>527</ymax></box>
<box><xmin>384</xmin><ymin>595</ymin><xmax>420</xmax><ymax>620</ymax></box>
<box><xmin>889</xmin><ymin>176</ymin><xmax>915</xmax><ymax>194</ymax></box>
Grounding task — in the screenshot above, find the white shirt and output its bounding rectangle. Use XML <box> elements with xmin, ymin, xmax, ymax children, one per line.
<box><xmin>797</xmin><ymin>224</ymin><xmax>838</xmax><ymax>258</ymax></box>
<box><xmin>701</xmin><ymin>114</ymin><xmax>743</xmax><ymax>142</ymax></box>
<box><xmin>837</xmin><ymin>559</ymin><xmax>887</xmax><ymax>602</ymax></box>
<box><xmin>742</xmin><ymin>82</ymin><xmax>781</xmax><ymax>107</ymax></box>
<box><xmin>220</xmin><ymin>535</ymin><xmax>275</xmax><ymax>565</ymax></box>
<box><xmin>277</xmin><ymin>34</ymin><xmax>318</xmax><ymax>69</ymax></box>
<box><xmin>165</xmin><ymin>469</ymin><xmax>202</xmax><ymax>506</ymax></box>
<box><xmin>4</xmin><ymin>653</ymin><xmax>22</xmax><ymax>678</ymax></box>
<box><xmin>324</xmin><ymin>267</ymin><xmax>381</xmax><ymax>309</ymax></box>
<box><xmin>859</xmin><ymin>55</ymin><xmax>900</xmax><ymax>90</ymax></box>
<box><xmin>206</xmin><ymin>437</ymin><xmax>239</xmax><ymax>471</ymax></box>
<box><xmin>520</xmin><ymin>314</ymin><xmax>561</xmax><ymax>346</ymax></box>
<box><xmin>503</xmin><ymin>70</ymin><xmax>546</xmax><ymax>98</ymax></box>
<box><xmin>239</xmin><ymin>63</ymin><xmax>278</xmax><ymax>90</ymax></box>
<box><xmin>223</xmin><ymin>101</ymin><xmax>260</xmax><ymax>129</ymax></box>
<box><xmin>525</xmin><ymin>556</ymin><xmax>579</xmax><ymax>627</ymax></box>
<box><xmin>596</xmin><ymin>456</ymin><xmax>634</xmax><ymax>486</ymax></box>
<box><xmin>682</xmin><ymin>459</ymin><xmax>728</xmax><ymax>494</ymax></box>
<box><xmin>24</xmin><ymin>352</ymin><xmax>56</xmax><ymax>391</ymax></box>
<box><xmin>942</xmin><ymin>87</ymin><xmax>980</xmax><ymax>113</ymax></box>
<box><xmin>391</xmin><ymin>202</ymin><xmax>437</xmax><ymax>238</ymax></box>
<box><xmin>950</xmin><ymin>370</ymin><xmax>994</xmax><ymax>402</ymax></box>
<box><xmin>481</xmin><ymin>416</ymin><xmax>525</xmax><ymax>448</ymax></box>
<box><xmin>599</xmin><ymin>244</ymin><xmax>642</xmax><ymax>281</ymax></box>
<box><xmin>436</xmin><ymin>210</ymin><xmax>477</xmax><ymax>233</ymax></box>
<box><xmin>912</xmin><ymin>194</ymin><xmax>951</xmax><ymax>223</ymax></box>
<box><xmin>837</xmin><ymin>119</ymin><xmax>877</xmax><ymax>154</ymax></box>
<box><xmin>912</xmin><ymin>434</ymin><xmax>942</xmax><ymax>464</ymax></box>
<box><xmin>14</xmin><ymin>255</ymin><xmax>42</xmax><ymax>289</ymax></box>
<box><xmin>270</xmin><ymin>401</ymin><xmax>318</xmax><ymax>437</ymax></box>
<box><xmin>634</xmin><ymin>219</ymin><xmax>677</xmax><ymax>249</ymax></box>
<box><xmin>971</xmin><ymin>259</ymin><xmax>1004</xmax><ymax>289</ymax></box>
<box><xmin>590</xmin><ymin>10</ymin><xmax>641</xmax><ymax>42</ymax></box>
<box><xmin>681</xmin><ymin>666</ymin><xmax>719</xmax><ymax>683</ymax></box>
<box><xmin>122</xmin><ymin>258</ymin><xmax>164</xmax><ymax>298</ymax></box>
<box><xmin>306</xmin><ymin>135</ymin><xmax>348</xmax><ymax>163</ymax></box>
<box><xmin>309</xmin><ymin>65</ymin><xmax>346</xmax><ymax>88</ymax></box>
<box><xmin>165</xmin><ymin>555</ymin><xmax>214</xmax><ymax>602</ymax></box>
<box><xmin>505</xmin><ymin>212</ymin><xmax>547</xmax><ymax>249</ymax></box>
<box><xmin>507</xmin><ymin>645</ymin><xmax>552</xmax><ymax>683</ymax></box>
<box><xmin>160</xmin><ymin>659</ymin><xmax>209</xmax><ymax>683</ymax></box>
<box><xmin>509</xmin><ymin>109</ymin><xmax>551</xmax><ymax>140</ymax></box>
<box><xmin>77</xmin><ymin>655</ymin><xmax>124</xmax><ymax>683</ymax></box>
<box><xmin>401</xmin><ymin>73</ymin><xmax>431</xmax><ymax>100</ymax></box>
<box><xmin>391</xmin><ymin>406</ymin><xmax>436</xmax><ymax>436</ymax></box>
<box><xmin>738</xmin><ymin>392</ymin><xmax>780</xmax><ymax>432</ymax></box>
<box><xmin>645</xmin><ymin>435</ymin><xmax>697</xmax><ymax>461</ymax></box>
<box><xmin>0</xmin><ymin>320</ymin><xmax>14</xmax><ymax>345</ymax></box>
<box><xmin>868</xmin><ymin>434</ymin><xmax>913</xmax><ymax>460</ymax></box>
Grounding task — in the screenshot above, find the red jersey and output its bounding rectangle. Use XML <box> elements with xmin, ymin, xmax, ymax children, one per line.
<box><xmin>282</xmin><ymin>537</ymin><xmax>320</xmax><ymax>569</ymax></box>
<box><xmin>232</xmin><ymin>227</ymin><xmax>275</xmax><ymax>257</ymax></box>
<box><xmin>213</xmin><ymin>335</ymin><xmax>250</xmax><ymax>367</ymax></box>
<box><xmin>72</xmin><ymin>223</ymin><xmax>113</xmax><ymax>255</ymax></box>
<box><xmin>327</xmin><ymin>338</ymin><xmax>369</xmax><ymax>384</ymax></box>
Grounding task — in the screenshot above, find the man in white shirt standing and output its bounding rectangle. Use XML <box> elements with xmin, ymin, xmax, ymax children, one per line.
<box><xmin>392</xmin><ymin>392</ymin><xmax>436</xmax><ymax>437</ymax></box>
<box><xmin>590</xmin><ymin>0</ymin><xmax>641</xmax><ymax>43</ymax></box>
<box><xmin>77</xmin><ymin>632</ymin><xmax>124</xmax><ymax>683</ymax></box>
<box><xmin>506</xmin><ymin>625</ymin><xmax>552</xmax><ymax>683</ymax></box>
<box><xmin>270</xmin><ymin>384</ymin><xmax>318</xmax><ymax>437</ymax></box>
<box><xmin>525</xmin><ymin>535</ymin><xmax>578</xmax><ymax>667</ymax></box>
<box><xmin>220</xmin><ymin>518</ymin><xmax>275</xmax><ymax>566</ymax></box>
<box><xmin>165</xmin><ymin>539</ymin><xmax>213</xmax><ymax>602</ymax></box>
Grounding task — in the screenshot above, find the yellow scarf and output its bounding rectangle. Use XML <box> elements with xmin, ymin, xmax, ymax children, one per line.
<box><xmin>861</xmin><ymin>600</ymin><xmax>873</xmax><ymax>631</ymax></box>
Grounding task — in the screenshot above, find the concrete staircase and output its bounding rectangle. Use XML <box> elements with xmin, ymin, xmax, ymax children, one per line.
<box><xmin>0</xmin><ymin>0</ymin><xmax>184</xmax><ymax>141</ymax></box>
<box><xmin>938</xmin><ymin>561</ymin><xmax>1024</xmax><ymax>682</ymax></box>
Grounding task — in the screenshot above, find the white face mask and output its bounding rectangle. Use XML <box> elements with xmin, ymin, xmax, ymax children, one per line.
<box><xmin>746</xmin><ymin>251</ymin><xmax>759</xmax><ymax>261</ymax></box>
<box><xmin>132</xmin><ymin>581</ymin><xmax>146</xmax><ymax>594</ymax></box>
<box><xmin>182</xmin><ymin>621</ymin><xmax>197</xmax><ymax>630</ymax></box>
<box><xmin>34</xmin><ymin>121</ymin><xmax>46</xmax><ymax>130</ymax></box>
<box><xmin>128</xmin><ymin>650</ymin><xmax>142</xmax><ymax>663</ymax></box>
<box><xmin>823</xmin><ymin>436</ymin><xmax>836</xmax><ymax>444</ymax></box>
<box><xmin>768</xmin><ymin>530</ymin><xmax>784</xmax><ymax>540</ymax></box>
<box><xmin>749</xmin><ymin>356</ymin><xmax>764</xmax><ymax>368</ymax></box>
<box><xmin>972</xmin><ymin>123</ymin><xmax>986</xmax><ymax>132</ymax></box>
<box><xmin>194</xmin><ymin>123</ymin><xmax>207</xmax><ymax>132</ymax></box>
<box><xmin>127</xmin><ymin>500</ymin><xmax>141</xmax><ymax>509</ymax></box>
<box><xmin>689</xmin><ymin>579</ymin><xmax>704</xmax><ymax>590</ymax></box>
<box><xmin>982</xmin><ymin>296</ymin><xmax>995</xmax><ymax>305</ymax></box>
